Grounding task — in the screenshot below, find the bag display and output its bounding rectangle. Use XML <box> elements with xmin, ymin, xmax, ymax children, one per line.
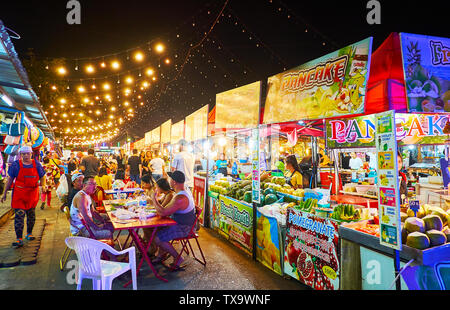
<box><xmin>56</xmin><ymin>174</ymin><xmax>69</xmax><ymax>200</ymax></box>
<box><xmin>4</xmin><ymin>135</ymin><xmax>21</xmax><ymax>145</ymax></box>
<box><xmin>4</xmin><ymin>144</ymin><xmax>19</xmax><ymax>155</ymax></box>
<box><xmin>7</xmin><ymin>113</ymin><xmax>26</xmax><ymax>137</ymax></box>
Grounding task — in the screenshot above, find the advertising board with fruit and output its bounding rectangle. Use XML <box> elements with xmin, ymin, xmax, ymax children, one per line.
<box><xmin>400</xmin><ymin>33</ymin><xmax>450</xmax><ymax>113</ymax></box>
<box><xmin>218</xmin><ymin>195</ymin><xmax>253</xmax><ymax>256</ymax></box>
<box><xmin>284</xmin><ymin>208</ymin><xmax>340</xmax><ymax>290</ymax></box>
<box><xmin>256</xmin><ymin>209</ymin><xmax>284</xmax><ymax>275</ymax></box>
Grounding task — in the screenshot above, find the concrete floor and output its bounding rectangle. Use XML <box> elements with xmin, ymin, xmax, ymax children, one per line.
<box><xmin>0</xmin><ymin>191</ymin><xmax>309</xmax><ymax>290</ymax></box>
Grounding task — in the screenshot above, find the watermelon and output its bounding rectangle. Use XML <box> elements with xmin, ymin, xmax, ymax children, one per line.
<box><xmin>264</xmin><ymin>193</ymin><xmax>278</xmax><ymax>205</ymax></box>
<box><xmin>264</xmin><ymin>188</ymin><xmax>276</xmax><ymax>196</ymax></box>
<box><xmin>243</xmin><ymin>191</ymin><xmax>252</xmax><ymax>203</ymax></box>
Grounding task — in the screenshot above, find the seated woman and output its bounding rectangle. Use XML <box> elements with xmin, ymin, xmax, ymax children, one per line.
<box><xmin>94</xmin><ymin>167</ymin><xmax>113</xmax><ymax>200</ymax></box>
<box><xmin>140</xmin><ymin>174</ymin><xmax>158</xmax><ymax>255</ymax></box>
<box><xmin>112</xmin><ymin>168</ymin><xmax>126</xmax><ymax>189</ymax></box>
<box><xmin>155</xmin><ymin>177</ymin><xmax>175</xmax><ymax>207</ymax></box>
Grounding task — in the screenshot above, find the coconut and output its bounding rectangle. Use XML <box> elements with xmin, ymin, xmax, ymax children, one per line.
<box><xmin>407</xmin><ymin>207</ymin><xmax>426</xmax><ymax>218</ymax></box>
<box><xmin>425</xmin><ymin>229</ymin><xmax>447</xmax><ymax>247</ymax></box>
<box><xmin>422</xmin><ymin>214</ymin><xmax>443</xmax><ymax>232</ymax></box>
<box><xmin>406</xmin><ymin>232</ymin><xmax>430</xmax><ymax>250</ymax></box>
<box><xmin>400</xmin><ymin>212</ymin><xmax>408</xmax><ymax>222</ymax></box>
<box><xmin>430</xmin><ymin>209</ymin><xmax>448</xmax><ymax>226</ymax></box>
<box><xmin>404</xmin><ymin>217</ymin><xmax>426</xmax><ymax>233</ymax></box>
<box><xmin>443</xmin><ymin>227</ymin><xmax>450</xmax><ymax>242</ymax></box>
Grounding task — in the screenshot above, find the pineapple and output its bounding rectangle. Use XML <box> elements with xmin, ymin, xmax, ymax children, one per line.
<box><xmin>406</xmin><ymin>41</ymin><xmax>421</xmax><ymax>78</ymax></box>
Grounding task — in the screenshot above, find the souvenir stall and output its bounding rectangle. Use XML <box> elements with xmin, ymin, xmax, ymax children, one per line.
<box><xmin>207</xmin><ymin>81</ymin><xmax>262</xmax><ymax>256</ymax></box>
<box><xmin>185</xmin><ymin>105</ymin><xmax>209</xmax><ymax>226</ymax></box>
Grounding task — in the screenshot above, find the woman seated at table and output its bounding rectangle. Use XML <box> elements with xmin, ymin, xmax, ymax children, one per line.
<box><xmin>94</xmin><ymin>167</ymin><xmax>113</xmax><ymax>200</ymax></box>
<box><xmin>155</xmin><ymin>177</ymin><xmax>175</xmax><ymax>207</ymax></box>
<box><xmin>151</xmin><ymin>171</ymin><xmax>196</xmax><ymax>270</ymax></box>
<box><xmin>141</xmin><ymin>174</ymin><xmax>158</xmax><ymax>255</ymax></box>
<box><xmin>113</xmin><ymin>169</ymin><xmax>126</xmax><ymax>189</ymax></box>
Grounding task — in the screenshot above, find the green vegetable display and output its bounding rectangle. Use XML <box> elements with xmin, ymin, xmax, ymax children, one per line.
<box><xmin>330</xmin><ymin>204</ymin><xmax>361</xmax><ymax>222</ymax></box>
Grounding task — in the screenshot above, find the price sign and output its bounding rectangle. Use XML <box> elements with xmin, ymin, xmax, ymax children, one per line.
<box><xmin>408</xmin><ymin>200</ymin><xmax>420</xmax><ymax>217</ymax></box>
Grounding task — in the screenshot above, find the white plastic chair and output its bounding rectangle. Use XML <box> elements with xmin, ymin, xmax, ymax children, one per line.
<box><xmin>65</xmin><ymin>236</ymin><xmax>137</xmax><ymax>290</ymax></box>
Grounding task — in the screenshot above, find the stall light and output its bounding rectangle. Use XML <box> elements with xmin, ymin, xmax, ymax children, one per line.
<box><xmin>1</xmin><ymin>94</ymin><xmax>14</xmax><ymax>107</ymax></box>
<box><xmin>408</xmin><ymin>145</ymin><xmax>415</xmax><ymax>150</ymax></box>
<box><xmin>218</xmin><ymin>137</ymin><xmax>227</xmax><ymax>147</ymax></box>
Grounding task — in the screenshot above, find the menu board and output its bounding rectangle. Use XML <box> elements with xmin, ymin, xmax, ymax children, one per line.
<box><xmin>400</xmin><ymin>33</ymin><xmax>450</xmax><ymax>113</ymax></box>
<box><xmin>215</xmin><ymin>81</ymin><xmax>261</xmax><ymax>129</ymax></box>
<box><xmin>375</xmin><ymin>110</ymin><xmax>402</xmax><ymax>250</ymax></box>
<box><xmin>264</xmin><ymin>38</ymin><xmax>372</xmax><ymax>124</ymax></box>
<box><xmin>251</xmin><ymin>128</ymin><xmax>260</xmax><ymax>203</ymax></box>
<box><xmin>160</xmin><ymin>119</ymin><xmax>172</xmax><ymax>144</ymax></box>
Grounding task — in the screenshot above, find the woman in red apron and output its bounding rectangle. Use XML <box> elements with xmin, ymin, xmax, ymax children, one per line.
<box><xmin>1</xmin><ymin>146</ymin><xmax>46</xmax><ymax>247</ymax></box>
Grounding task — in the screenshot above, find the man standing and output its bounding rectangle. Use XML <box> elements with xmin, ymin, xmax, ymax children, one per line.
<box><xmin>172</xmin><ymin>139</ymin><xmax>194</xmax><ymax>192</ymax></box>
<box><xmin>79</xmin><ymin>148</ymin><xmax>100</xmax><ymax>179</ymax></box>
<box><xmin>127</xmin><ymin>149</ymin><xmax>142</xmax><ymax>185</ymax></box>
<box><xmin>1</xmin><ymin>146</ymin><xmax>46</xmax><ymax>248</ymax></box>
<box><xmin>150</xmin><ymin>152</ymin><xmax>165</xmax><ymax>181</ymax></box>
<box><xmin>67</xmin><ymin>152</ymin><xmax>78</xmax><ymax>175</ymax></box>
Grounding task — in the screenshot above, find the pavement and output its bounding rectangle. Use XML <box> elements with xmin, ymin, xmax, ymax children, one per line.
<box><xmin>0</xmin><ymin>190</ymin><xmax>309</xmax><ymax>290</ymax></box>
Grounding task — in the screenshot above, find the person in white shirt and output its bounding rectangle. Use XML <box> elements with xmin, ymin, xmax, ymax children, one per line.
<box><xmin>150</xmin><ymin>152</ymin><xmax>165</xmax><ymax>181</ymax></box>
<box><xmin>349</xmin><ymin>152</ymin><xmax>364</xmax><ymax>170</ymax></box>
<box><xmin>172</xmin><ymin>139</ymin><xmax>194</xmax><ymax>191</ymax></box>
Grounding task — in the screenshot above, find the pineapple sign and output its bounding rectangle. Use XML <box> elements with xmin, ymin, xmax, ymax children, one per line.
<box><xmin>400</xmin><ymin>33</ymin><xmax>450</xmax><ymax>113</ymax></box>
<box><xmin>263</xmin><ymin>38</ymin><xmax>372</xmax><ymax>124</ymax></box>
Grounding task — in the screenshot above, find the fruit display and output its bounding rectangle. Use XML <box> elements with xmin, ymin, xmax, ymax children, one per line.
<box><xmin>341</xmin><ymin>220</ymin><xmax>380</xmax><ymax>237</ymax></box>
<box><xmin>330</xmin><ymin>204</ymin><xmax>361</xmax><ymax>222</ymax></box>
<box><xmin>401</xmin><ymin>204</ymin><xmax>450</xmax><ymax>250</ymax></box>
<box><xmin>293</xmin><ymin>198</ymin><xmax>318</xmax><ymax>213</ymax></box>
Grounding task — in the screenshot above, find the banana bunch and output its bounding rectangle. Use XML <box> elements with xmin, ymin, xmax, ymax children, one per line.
<box><xmin>294</xmin><ymin>198</ymin><xmax>318</xmax><ymax>213</ymax></box>
<box><xmin>330</xmin><ymin>204</ymin><xmax>361</xmax><ymax>222</ymax></box>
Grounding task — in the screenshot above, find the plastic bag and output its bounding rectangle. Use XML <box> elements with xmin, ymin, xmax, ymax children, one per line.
<box><xmin>56</xmin><ymin>174</ymin><xmax>69</xmax><ymax>200</ymax></box>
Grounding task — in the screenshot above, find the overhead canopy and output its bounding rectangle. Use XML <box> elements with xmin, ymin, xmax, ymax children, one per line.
<box><xmin>0</xmin><ymin>20</ymin><xmax>54</xmax><ymax>139</ymax></box>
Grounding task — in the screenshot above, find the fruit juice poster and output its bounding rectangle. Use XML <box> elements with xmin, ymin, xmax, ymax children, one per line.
<box><xmin>193</xmin><ymin>176</ymin><xmax>206</xmax><ymax>226</ymax></box>
<box><xmin>377</xmin><ymin>114</ymin><xmax>393</xmax><ymax>134</ymax></box>
<box><xmin>284</xmin><ymin>208</ymin><xmax>340</xmax><ymax>290</ymax></box>
<box><xmin>263</xmin><ymin>37</ymin><xmax>372</xmax><ymax>124</ymax></box>
<box><xmin>379</xmin><ymin>187</ymin><xmax>396</xmax><ymax>207</ymax></box>
<box><xmin>379</xmin><ymin>170</ymin><xmax>396</xmax><ymax>187</ymax></box>
<box><xmin>219</xmin><ymin>195</ymin><xmax>253</xmax><ymax>255</ymax></box>
<box><xmin>378</xmin><ymin>152</ymin><xmax>394</xmax><ymax>170</ymax></box>
<box><xmin>209</xmin><ymin>192</ymin><xmax>220</xmax><ymax>231</ymax></box>
<box><xmin>400</xmin><ymin>33</ymin><xmax>450</xmax><ymax>113</ymax></box>
<box><xmin>380</xmin><ymin>224</ymin><xmax>399</xmax><ymax>247</ymax></box>
<box><xmin>256</xmin><ymin>209</ymin><xmax>283</xmax><ymax>276</ymax></box>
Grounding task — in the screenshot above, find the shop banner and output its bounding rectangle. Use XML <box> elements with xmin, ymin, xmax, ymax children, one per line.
<box><xmin>208</xmin><ymin>191</ymin><xmax>220</xmax><ymax>231</ymax></box>
<box><xmin>215</xmin><ymin>81</ymin><xmax>261</xmax><ymax>129</ymax></box>
<box><xmin>256</xmin><ymin>209</ymin><xmax>283</xmax><ymax>275</ymax></box>
<box><xmin>218</xmin><ymin>195</ymin><xmax>253</xmax><ymax>256</ymax></box>
<box><xmin>264</xmin><ymin>38</ymin><xmax>372</xmax><ymax>124</ymax></box>
<box><xmin>185</xmin><ymin>105</ymin><xmax>208</xmax><ymax>142</ymax></box>
<box><xmin>151</xmin><ymin>126</ymin><xmax>160</xmax><ymax>144</ymax></box>
<box><xmin>171</xmin><ymin>120</ymin><xmax>184</xmax><ymax>144</ymax></box>
<box><xmin>326</xmin><ymin>113</ymin><xmax>449</xmax><ymax>148</ymax></box>
<box><xmin>160</xmin><ymin>119</ymin><xmax>172</xmax><ymax>144</ymax></box>
<box><xmin>193</xmin><ymin>176</ymin><xmax>207</xmax><ymax>226</ymax></box>
<box><xmin>375</xmin><ymin>110</ymin><xmax>402</xmax><ymax>250</ymax></box>
<box><xmin>400</xmin><ymin>33</ymin><xmax>450</xmax><ymax>113</ymax></box>
<box><xmin>284</xmin><ymin>208</ymin><xmax>340</xmax><ymax>290</ymax></box>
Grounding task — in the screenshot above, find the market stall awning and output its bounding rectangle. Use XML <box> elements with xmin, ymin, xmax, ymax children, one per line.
<box><xmin>0</xmin><ymin>20</ymin><xmax>54</xmax><ymax>140</ymax></box>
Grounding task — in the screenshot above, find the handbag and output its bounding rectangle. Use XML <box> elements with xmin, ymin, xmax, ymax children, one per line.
<box><xmin>4</xmin><ymin>144</ymin><xmax>19</xmax><ymax>155</ymax></box>
<box><xmin>4</xmin><ymin>134</ymin><xmax>21</xmax><ymax>145</ymax></box>
<box><xmin>7</xmin><ymin>113</ymin><xmax>26</xmax><ymax>137</ymax></box>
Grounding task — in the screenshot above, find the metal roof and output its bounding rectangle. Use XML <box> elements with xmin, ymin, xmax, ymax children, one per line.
<box><xmin>0</xmin><ymin>19</ymin><xmax>55</xmax><ymax>140</ymax></box>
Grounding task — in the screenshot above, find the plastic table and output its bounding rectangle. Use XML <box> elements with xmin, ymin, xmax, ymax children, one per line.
<box><xmin>104</xmin><ymin>188</ymin><xmax>142</xmax><ymax>198</ymax></box>
<box><xmin>104</xmin><ymin>201</ymin><xmax>176</xmax><ymax>285</ymax></box>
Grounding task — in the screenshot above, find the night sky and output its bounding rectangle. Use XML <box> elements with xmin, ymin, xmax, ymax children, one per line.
<box><xmin>1</xmin><ymin>0</ymin><xmax>448</xmax><ymax>144</ymax></box>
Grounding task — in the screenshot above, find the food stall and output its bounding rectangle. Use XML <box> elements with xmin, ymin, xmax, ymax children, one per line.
<box><xmin>255</xmin><ymin>37</ymin><xmax>375</xmax><ymax>289</ymax></box>
<box><xmin>207</xmin><ymin>81</ymin><xmax>262</xmax><ymax>256</ymax></box>
<box><xmin>160</xmin><ymin>119</ymin><xmax>172</xmax><ymax>170</ymax></box>
<box><xmin>185</xmin><ymin>104</ymin><xmax>209</xmax><ymax>226</ymax></box>
<box><xmin>336</xmin><ymin>32</ymin><xmax>450</xmax><ymax>290</ymax></box>
<box><xmin>150</xmin><ymin>126</ymin><xmax>161</xmax><ymax>155</ymax></box>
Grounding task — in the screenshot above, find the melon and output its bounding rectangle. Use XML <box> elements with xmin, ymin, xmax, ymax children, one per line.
<box><xmin>405</xmin><ymin>217</ymin><xmax>425</xmax><ymax>233</ymax></box>
<box><xmin>430</xmin><ymin>210</ymin><xmax>448</xmax><ymax>226</ymax></box>
<box><xmin>422</xmin><ymin>214</ymin><xmax>443</xmax><ymax>232</ymax></box>
<box><xmin>443</xmin><ymin>227</ymin><xmax>450</xmax><ymax>242</ymax></box>
<box><xmin>406</xmin><ymin>232</ymin><xmax>430</xmax><ymax>250</ymax></box>
<box><xmin>425</xmin><ymin>229</ymin><xmax>447</xmax><ymax>247</ymax></box>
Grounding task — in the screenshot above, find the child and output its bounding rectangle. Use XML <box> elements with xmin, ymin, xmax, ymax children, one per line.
<box><xmin>41</xmin><ymin>157</ymin><xmax>54</xmax><ymax>209</ymax></box>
